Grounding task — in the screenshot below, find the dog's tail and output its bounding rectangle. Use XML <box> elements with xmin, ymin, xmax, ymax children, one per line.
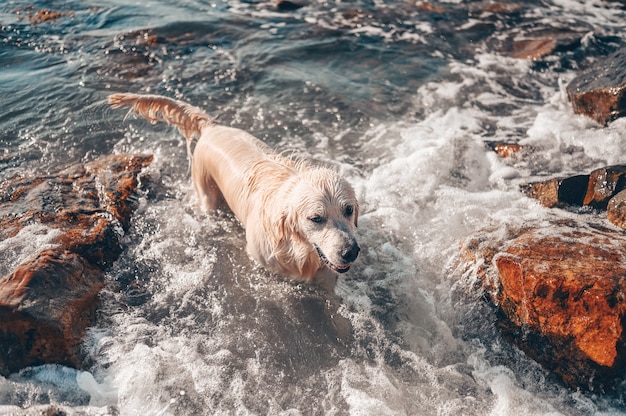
<box><xmin>108</xmin><ymin>93</ymin><xmax>214</xmax><ymax>162</ymax></box>
<box><xmin>108</xmin><ymin>93</ymin><xmax>213</xmax><ymax>141</ymax></box>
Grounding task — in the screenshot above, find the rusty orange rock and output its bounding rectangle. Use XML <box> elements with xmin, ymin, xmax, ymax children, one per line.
<box><xmin>523</xmin><ymin>175</ymin><xmax>589</xmax><ymax>208</ymax></box>
<box><xmin>567</xmin><ymin>47</ymin><xmax>626</xmax><ymax>126</ymax></box>
<box><xmin>523</xmin><ymin>165</ymin><xmax>626</xmax><ymax>230</ymax></box>
<box><xmin>583</xmin><ymin>165</ymin><xmax>626</xmax><ymax>208</ymax></box>
<box><xmin>0</xmin><ymin>249</ymin><xmax>103</xmax><ymax>374</ymax></box>
<box><xmin>486</xmin><ymin>142</ymin><xmax>523</xmax><ymax>158</ymax></box>
<box><xmin>0</xmin><ymin>154</ymin><xmax>152</xmax><ymax>375</ymax></box>
<box><xmin>608</xmin><ymin>190</ymin><xmax>626</xmax><ymax>229</ymax></box>
<box><xmin>463</xmin><ymin>221</ymin><xmax>626</xmax><ymax>390</ymax></box>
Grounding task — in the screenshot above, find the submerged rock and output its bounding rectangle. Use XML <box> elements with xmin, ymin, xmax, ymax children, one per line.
<box><xmin>13</xmin><ymin>7</ymin><xmax>74</xmax><ymax>24</ymax></box>
<box><xmin>497</xmin><ymin>28</ymin><xmax>583</xmax><ymax>60</ymax></box>
<box><xmin>567</xmin><ymin>47</ymin><xmax>626</xmax><ymax>126</ymax></box>
<box><xmin>275</xmin><ymin>0</ymin><xmax>305</xmax><ymax>11</ymax></box>
<box><xmin>0</xmin><ymin>154</ymin><xmax>152</xmax><ymax>375</ymax></box>
<box><xmin>462</xmin><ymin>221</ymin><xmax>626</xmax><ymax>390</ymax></box>
<box><xmin>486</xmin><ymin>141</ymin><xmax>523</xmax><ymax>158</ymax></box>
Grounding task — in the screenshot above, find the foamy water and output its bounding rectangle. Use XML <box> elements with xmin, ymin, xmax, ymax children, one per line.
<box><xmin>2</xmin><ymin>0</ymin><xmax>626</xmax><ymax>414</ymax></box>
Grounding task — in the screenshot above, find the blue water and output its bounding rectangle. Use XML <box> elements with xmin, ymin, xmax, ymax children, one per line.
<box><xmin>2</xmin><ymin>0</ymin><xmax>626</xmax><ymax>414</ymax></box>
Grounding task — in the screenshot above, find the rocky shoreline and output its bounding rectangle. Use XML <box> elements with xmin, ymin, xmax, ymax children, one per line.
<box><xmin>2</xmin><ymin>0</ymin><xmax>626</xmax><ymax>396</ymax></box>
<box><xmin>0</xmin><ymin>155</ymin><xmax>152</xmax><ymax>376</ymax></box>
<box><xmin>461</xmin><ymin>44</ymin><xmax>626</xmax><ymax>391</ymax></box>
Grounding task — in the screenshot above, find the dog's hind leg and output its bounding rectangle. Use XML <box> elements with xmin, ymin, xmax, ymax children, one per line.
<box><xmin>193</xmin><ymin>174</ymin><xmax>224</xmax><ymax>210</ymax></box>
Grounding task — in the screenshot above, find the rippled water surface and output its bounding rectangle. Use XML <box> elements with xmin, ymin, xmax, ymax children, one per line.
<box><xmin>2</xmin><ymin>0</ymin><xmax>626</xmax><ymax>414</ymax></box>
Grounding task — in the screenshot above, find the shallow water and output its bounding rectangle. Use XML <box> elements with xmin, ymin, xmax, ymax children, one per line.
<box><xmin>2</xmin><ymin>0</ymin><xmax>626</xmax><ymax>414</ymax></box>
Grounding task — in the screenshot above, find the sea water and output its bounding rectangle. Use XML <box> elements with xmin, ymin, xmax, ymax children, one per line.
<box><xmin>1</xmin><ymin>0</ymin><xmax>626</xmax><ymax>414</ymax></box>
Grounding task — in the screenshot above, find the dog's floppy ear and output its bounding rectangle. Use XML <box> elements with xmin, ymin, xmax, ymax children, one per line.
<box><xmin>275</xmin><ymin>212</ymin><xmax>288</xmax><ymax>241</ymax></box>
<box><xmin>276</xmin><ymin>209</ymin><xmax>298</xmax><ymax>241</ymax></box>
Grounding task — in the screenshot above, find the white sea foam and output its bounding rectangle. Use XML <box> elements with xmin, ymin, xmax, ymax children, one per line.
<box><xmin>7</xmin><ymin>53</ymin><xmax>622</xmax><ymax>415</ymax></box>
<box><xmin>0</xmin><ymin>224</ymin><xmax>62</xmax><ymax>276</ymax></box>
<box><xmin>5</xmin><ymin>56</ymin><xmax>624</xmax><ymax>416</ymax></box>
<box><xmin>3</xmin><ymin>0</ymin><xmax>626</xmax><ymax>414</ymax></box>
<box><xmin>340</xmin><ymin>41</ymin><xmax>626</xmax><ymax>414</ymax></box>
<box><xmin>76</xmin><ymin>371</ymin><xmax>117</xmax><ymax>407</ymax></box>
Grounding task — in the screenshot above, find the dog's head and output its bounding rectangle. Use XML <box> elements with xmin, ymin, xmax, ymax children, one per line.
<box><xmin>281</xmin><ymin>167</ymin><xmax>360</xmax><ymax>274</ymax></box>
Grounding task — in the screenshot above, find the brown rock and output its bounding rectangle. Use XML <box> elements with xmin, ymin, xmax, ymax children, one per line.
<box><xmin>486</xmin><ymin>142</ymin><xmax>523</xmax><ymax>158</ymax></box>
<box><xmin>523</xmin><ymin>175</ymin><xmax>589</xmax><ymax>208</ymax></box>
<box><xmin>0</xmin><ymin>154</ymin><xmax>152</xmax><ymax>237</ymax></box>
<box><xmin>524</xmin><ymin>165</ymin><xmax>626</xmax><ymax>214</ymax></box>
<box><xmin>608</xmin><ymin>189</ymin><xmax>626</xmax><ymax>229</ymax></box>
<box><xmin>523</xmin><ymin>177</ymin><xmax>561</xmax><ymax>207</ymax></box>
<box><xmin>462</xmin><ymin>221</ymin><xmax>626</xmax><ymax>390</ymax></box>
<box><xmin>29</xmin><ymin>9</ymin><xmax>72</xmax><ymax>24</ymax></box>
<box><xmin>567</xmin><ymin>47</ymin><xmax>626</xmax><ymax>126</ymax></box>
<box><xmin>483</xmin><ymin>3</ymin><xmax>522</xmax><ymax>13</ymax></box>
<box><xmin>490</xmin><ymin>28</ymin><xmax>583</xmax><ymax>60</ymax></box>
<box><xmin>510</xmin><ymin>38</ymin><xmax>557</xmax><ymax>60</ymax></box>
<box><xmin>0</xmin><ymin>154</ymin><xmax>152</xmax><ymax>375</ymax></box>
<box><xmin>583</xmin><ymin>165</ymin><xmax>626</xmax><ymax>209</ymax></box>
<box><xmin>0</xmin><ymin>249</ymin><xmax>103</xmax><ymax>374</ymax></box>
<box><xmin>416</xmin><ymin>2</ymin><xmax>445</xmax><ymax>13</ymax></box>
<box><xmin>13</xmin><ymin>7</ymin><xmax>74</xmax><ymax>25</ymax></box>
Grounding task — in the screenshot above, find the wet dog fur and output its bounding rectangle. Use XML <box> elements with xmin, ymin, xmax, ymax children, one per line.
<box><xmin>108</xmin><ymin>93</ymin><xmax>360</xmax><ymax>286</ymax></box>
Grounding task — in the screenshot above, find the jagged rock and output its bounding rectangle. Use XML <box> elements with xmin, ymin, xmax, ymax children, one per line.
<box><xmin>523</xmin><ymin>175</ymin><xmax>589</xmax><ymax>208</ymax></box>
<box><xmin>505</xmin><ymin>165</ymin><xmax>626</xmax><ymax>386</ymax></box>
<box><xmin>567</xmin><ymin>47</ymin><xmax>626</xmax><ymax>126</ymax></box>
<box><xmin>583</xmin><ymin>165</ymin><xmax>626</xmax><ymax>209</ymax></box>
<box><xmin>0</xmin><ymin>249</ymin><xmax>103</xmax><ymax>374</ymax></box>
<box><xmin>608</xmin><ymin>189</ymin><xmax>626</xmax><ymax>229</ymax></box>
<box><xmin>462</xmin><ymin>221</ymin><xmax>626</xmax><ymax>390</ymax></box>
<box><xmin>0</xmin><ymin>154</ymin><xmax>152</xmax><ymax>375</ymax></box>
<box><xmin>523</xmin><ymin>165</ymin><xmax>626</xmax><ymax>229</ymax></box>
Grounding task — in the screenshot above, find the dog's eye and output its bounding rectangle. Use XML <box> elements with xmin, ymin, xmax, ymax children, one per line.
<box><xmin>344</xmin><ymin>205</ymin><xmax>354</xmax><ymax>217</ymax></box>
<box><xmin>310</xmin><ymin>215</ymin><xmax>326</xmax><ymax>224</ymax></box>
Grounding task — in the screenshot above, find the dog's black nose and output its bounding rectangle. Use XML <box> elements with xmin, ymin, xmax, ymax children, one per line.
<box><xmin>342</xmin><ymin>243</ymin><xmax>360</xmax><ymax>263</ymax></box>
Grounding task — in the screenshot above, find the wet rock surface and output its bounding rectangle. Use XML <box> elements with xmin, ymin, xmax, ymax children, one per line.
<box><xmin>2</xmin><ymin>0</ymin><xmax>626</xmax><ymax>410</ymax></box>
<box><xmin>493</xmin><ymin>27</ymin><xmax>585</xmax><ymax>60</ymax></box>
<box><xmin>567</xmin><ymin>47</ymin><xmax>626</xmax><ymax>126</ymax></box>
<box><xmin>462</xmin><ymin>220</ymin><xmax>626</xmax><ymax>390</ymax></box>
<box><xmin>486</xmin><ymin>142</ymin><xmax>524</xmax><ymax>158</ymax></box>
<box><xmin>523</xmin><ymin>175</ymin><xmax>590</xmax><ymax>208</ymax></box>
<box><xmin>0</xmin><ymin>250</ymin><xmax>104</xmax><ymax>375</ymax></box>
<box><xmin>608</xmin><ymin>190</ymin><xmax>626</xmax><ymax>230</ymax></box>
<box><xmin>523</xmin><ymin>165</ymin><xmax>626</xmax><ymax>229</ymax></box>
<box><xmin>462</xmin><ymin>164</ymin><xmax>626</xmax><ymax>390</ymax></box>
<box><xmin>0</xmin><ymin>154</ymin><xmax>152</xmax><ymax>375</ymax></box>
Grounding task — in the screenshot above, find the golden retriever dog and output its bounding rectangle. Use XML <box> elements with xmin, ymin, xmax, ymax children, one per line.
<box><xmin>108</xmin><ymin>93</ymin><xmax>360</xmax><ymax>285</ymax></box>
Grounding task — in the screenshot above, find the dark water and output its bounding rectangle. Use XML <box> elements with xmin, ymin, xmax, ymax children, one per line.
<box><xmin>2</xmin><ymin>0</ymin><xmax>626</xmax><ymax>414</ymax></box>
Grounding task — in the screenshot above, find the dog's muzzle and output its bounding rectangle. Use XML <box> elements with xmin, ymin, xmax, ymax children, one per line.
<box><xmin>315</xmin><ymin>243</ymin><xmax>360</xmax><ymax>274</ymax></box>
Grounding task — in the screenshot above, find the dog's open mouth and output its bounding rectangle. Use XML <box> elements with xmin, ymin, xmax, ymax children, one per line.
<box><xmin>315</xmin><ymin>246</ymin><xmax>351</xmax><ymax>273</ymax></box>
